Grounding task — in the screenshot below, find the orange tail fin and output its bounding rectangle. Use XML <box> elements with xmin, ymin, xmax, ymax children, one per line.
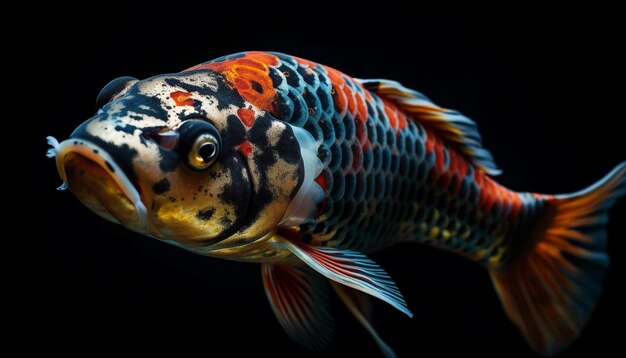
<box><xmin>491</xmin><ymin>162</ymin><xmax>626</xmax><ymax>355</ymax></box>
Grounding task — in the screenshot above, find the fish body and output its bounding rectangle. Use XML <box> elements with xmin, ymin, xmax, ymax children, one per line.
<box><xmin>48</xmin><ymin>51</ymin><xmax>626</xmax><ymax>356</ymax></box>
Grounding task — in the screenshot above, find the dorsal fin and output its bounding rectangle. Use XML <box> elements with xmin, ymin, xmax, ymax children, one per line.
<box><xmin>357</xmin><ymin>79</ymin><xmax>501</xmax><ymax>176</ymax></box>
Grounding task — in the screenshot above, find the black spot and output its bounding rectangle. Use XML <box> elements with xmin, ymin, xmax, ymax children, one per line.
<box><xmin>250</xmin><ymin>80</ymin><xmax>264</xmax><ymax>93</ymax></box>
<box><xmin>105</xmin><ymin>161</ymin><xmax>115</xmax><ymax>172</ymax></box>
<box><xmin>223</xmin><ymin>115</ymin><xmax>246</xmax><ymax>147</ymax></box>
<box><xmin>152</xmin><ymin>178</ymin><xmax>170</xmax><ymax>194</ymax></box>
<box><xmin>196</xmin><ymin>208</ymin><xmax>215</xmax><ymax>221</ymax></box>
<box><xmin>220</xmin><ymin>216</ymin><xmax>233</xmax><ymax>226</ymax></box>
<box><xmin>158</xmin><ymin>148</ymin><xmax>179</xmax><ymax>172</ymax></box>
<box><xmin>114</xmin><ymin>125</ymin><xmax>136</xmax><ymax>135</ymax></box>
<box><xmin>93</xmin><ymin>149</ymin><xmax>99</xmax><ymax>154</ymax></box>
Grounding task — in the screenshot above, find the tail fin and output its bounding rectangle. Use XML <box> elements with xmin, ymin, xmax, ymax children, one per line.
<box><xmin>491</xmin><ymin>162</ymin><xmax>626</xmax><ymax>355</ymax></box>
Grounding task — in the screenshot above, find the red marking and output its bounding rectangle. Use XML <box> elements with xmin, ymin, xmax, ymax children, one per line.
<box><xmin>474</xmin><ymin>171</ymin><xmax>504</xmax><ymax>214</ymax></box>
<box><xmin>510</xmin><ymin>193</ymin><xmax>522</xmax><ymax>219</ymax></box>
<box><xmin>325</xmin><ymin>67</ymin><xmax>348</xmax><ymax>114</ymax></box>
<box><xmin>185</xmin><ymin>52</ymin><xmax>279</xmax><ymax>112</ymax></box>
<box><xmin>333</xmin><ymin>85</ymin><xmax>347</xmax><ymax>114</ymax></box>
<box><xmin>237</xmin><ymin>108</ymin><xmax>256</xmax><ymax>127</ymax></box>
<box><xmin>423</xmin><ymin>124</ymin><xmax>524</xmax><ymax>217</ymax></box>
<box><xmin>355</xmin><ymin>120</ymin><xmax>371</xmax><ymax>150</ymax></box>
<box><xmin>355</xmin><ymin>95</ymin><xmax>368</xmax><ymax>122</ymax></box>
<box><xmin>434</xmin><ymin>142</ymin><xmax>447</xmax><ymax>171</ymax></box>
<box><xmin>382</xmin><ymin>98</ymin><xmax>408</xmax><ymax>134</ymax></box>
<box><xmin>325</xmin><ymin>67</ymin><xmax>345</xmax><ymax>89</ymax></box>
<box><xmin>455</xmin><ymin>155</ymin><xmax>468</xmax><ymax>179</ymax></box>
<box><xmin>384</xmin><ymin>105</ymin><xmax>398</xmax><ymax>129</ymax></box>
<box><xmin>398</xmin><ymin>115</ymin><xmax>408</xmax><ymax>130</ymax></box>
<box><xmin>170</xmin><ymin>91</ymin><xmax>194</xmax><ymax>106</ymax></box>
<box><xmin>425</xmin><ymin>130</ymin><xmax>436</xmax><ymax>153</ymax></box>
<box><xmin>238</xmin><ymin>141</ymin><xmax>253</xmax><ymax>157</ymax></box>
<box><xmin>314</xmin><ymin>172</ymin><xmax>329</xmax><ymax>191</ymax></box>
<box><xmin>313</xmin><ymin>173</ymin><xmax>328</xmax><ymax>219</ymax></box>
<box><xmin>325</xmin><ymin>66</ymin><xmax>375</xmax><ymax>149</ymax></box>
<box><xmin>344</xmin><ymin>87</ymin><xmax>356</xmax><ymax>116</ymax></box>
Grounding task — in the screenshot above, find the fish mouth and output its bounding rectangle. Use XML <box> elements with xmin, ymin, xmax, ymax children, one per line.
<box><xmin>47</xmin><ymin>136</ymin><xmax>149</xmax><ymax>231</ymax></box>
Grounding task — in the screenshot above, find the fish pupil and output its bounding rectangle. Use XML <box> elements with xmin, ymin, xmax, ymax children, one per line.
<box><xmin>199</xmin><ymin>143</ymin><xmax>216</xmax><ymax>161</ymax></box>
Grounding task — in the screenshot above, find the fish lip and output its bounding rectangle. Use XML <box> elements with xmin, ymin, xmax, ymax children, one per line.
<box><xmin>48</xmin><ymin>137</ymin><xmax>149</xmax><ymax>229</ymax></box>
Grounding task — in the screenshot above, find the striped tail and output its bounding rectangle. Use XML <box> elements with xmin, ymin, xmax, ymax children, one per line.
<box><xmin>491</xmin><ymin>162</ymin><xmax>626</xmax><ymax>355</ymax></box>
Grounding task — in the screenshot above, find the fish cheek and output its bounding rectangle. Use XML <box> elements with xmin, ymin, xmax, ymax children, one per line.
<box><xmin>150</xmin><ymin>154</ymin><xmax>251</xmax><ymax>245</ymax></box>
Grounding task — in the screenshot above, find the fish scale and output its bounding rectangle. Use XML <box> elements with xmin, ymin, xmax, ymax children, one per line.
<box><xmin>265</xmin><ymin>52</ymin><xmax>539</xmax><ymax>265</ymax></box>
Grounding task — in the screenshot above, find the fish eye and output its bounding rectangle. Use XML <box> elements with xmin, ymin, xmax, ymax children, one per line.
<box><xmin>188</xmin><ymin>134</ymin><xmax>219</xmax><ymax>170</ymax></box>
<box><xmin>178</xmin><ymin>120</ymin><xmax>221</xmax><ymax>171</ymax></box>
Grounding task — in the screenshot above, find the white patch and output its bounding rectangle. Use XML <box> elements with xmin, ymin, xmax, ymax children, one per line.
<box><xmin>135</xmin><ymin>74</ymin><xmax>240</xmax><ymax>132</ymax></box>
<box><xmin>279</xmin><ymin>124</ymin><xmax>323</xmax><ymax>227</ymax></box>
<box><xmin>46</xmin><ymin>136</ymin><xmax>60</xmax><ymax>158</ymax></box>
<box><xmin>266</xmin><ymin>121</ymin><xmax>285</xmax><ymax>147</ymax></box>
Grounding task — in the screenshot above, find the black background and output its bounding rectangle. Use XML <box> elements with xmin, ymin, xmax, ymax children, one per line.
<box><xmin>28</xmin><ymin>5</ymin><xmax>625</xmax><ymax>357</ymax></box>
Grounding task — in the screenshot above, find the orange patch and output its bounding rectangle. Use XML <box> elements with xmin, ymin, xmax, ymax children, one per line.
<box><xmin>293</xmin><ymin>56</ymin><xmax>318</xmax><ymax>69</ymax></box>
<box><xmin>384</xmin><ymin>103</ymin><xmax>409</xmax><ymax>132</ymax></box>
<box><xmin>434</xmin><ymin>142</ymin><xmax>447</xmax><ymax>171</ymax></box>
<box><xmin>237</xmin><ymin>108</ymin><xmax>256</xmax><ymax>127</ymax></box>
<box><xmin>424</xmin><ymin>129</ymin><xmax>436</xmax><ymax>154</ymax></box>
<box><xmin>355</xmin><ymin>120</ymin><xmax>371</xmax><ymax>151</ymax></box>
<box><xmin>384</xmin><ymin>103</ymin><xmax>399</xmax><ymax>130</ymax></box>
<box><xmin>355</xmin><ymin>94</ymin><xmax>368</xmax><ymax>122</ymax></box>
<box><xmin>238</xmin><ymin>141</ymin><xmax>253</xmax><ymax>157</ymax></box>
<box><xmin>170</xmin><ymin>91</ymin><xmax>194</xmax><ymax>106</ymax></box>
<box><xmin>475</xmin><ymin>174</ymin><xmax>501</xmax><ymax>213</ymax></box>
<box><xmin>186</xmin><ymin>52</ymin><xmax>279</xmax><ymax>112</ymax></box>
<box><xmin>325</xmin><ymin>66</ymin><xmax>347</xmax><ymax>112</ymax></box>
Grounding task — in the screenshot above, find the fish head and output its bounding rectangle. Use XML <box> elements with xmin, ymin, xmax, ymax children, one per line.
<box><xmin>48</xmin><ymin>70</ymin><xmax>321</xmax><ymax>253</ymax></box>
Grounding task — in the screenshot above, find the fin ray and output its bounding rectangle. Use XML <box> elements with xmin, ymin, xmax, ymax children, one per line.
<box><xmin>357</xmin><ymin>78</ymin><xmax>501</xmax><ymax>175</ymax></box>
<box><xmin>491</xmin><ymin>162</ymin><xmax>626</xmax><ymax>355</ymax></box>
<box><xmin>277</xmin><ymin>237</ymin><xmax>413</xmax><ymax>318</ymax></box>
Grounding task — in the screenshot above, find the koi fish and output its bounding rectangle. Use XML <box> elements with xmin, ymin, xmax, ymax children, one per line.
<box><xmin>47</xmin><ymin>51</ymin><xmax>625</xmax><ymax>357</ymax></box>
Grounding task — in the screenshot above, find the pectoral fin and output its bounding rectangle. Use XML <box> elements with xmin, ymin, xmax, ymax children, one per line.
<box><xmin>276</xmin><ymin>237</ymin><xmax>412</xmax><ymax>318</ymax></box>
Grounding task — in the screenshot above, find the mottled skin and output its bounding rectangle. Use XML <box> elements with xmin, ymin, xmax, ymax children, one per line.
<box><xmin>187</xmin><ymin>52</ymin><xmax>542</xmax><ymax>267</ymax></box>
<box><xmin>65</xmin><ymin>65</ymin><xmax>306</xmax><ymax>259</ymax></box>
<box><xmin>50</xmin><ymin>51</ymin><xmax>625</xmax><ymax>356</ymax></box>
